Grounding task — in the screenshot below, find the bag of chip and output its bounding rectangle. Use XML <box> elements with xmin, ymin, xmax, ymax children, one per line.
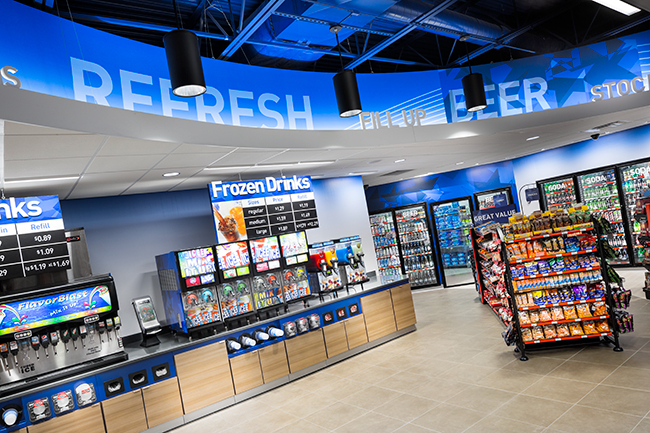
<box><xmin>544</xmin><ymin>324</ymin><xmax>557</xmax><ymax>339</ymax></box>
<box><xmin>539</xmin><ymin>308</ymin><xmax>552</xmax><ymax>322</ymax></box>
<box><xmin>522</xmin><ymin>328</ymin><xmax>533</xmax><ymax>342</ymax></box>
<box><xmin>591</xmin><ymin>302</ymin><xmax>607</xmax><ymax>316</ymax></box>
<box><xmin>559</xmin><ymin>287</ymin><xmax>574</xmax><ymax>302</ymax></box>
<box><xmin>563</xmin><ymin>305</ymin><xmax>578</xmax><ymax>319</ymax></box>
<box><xmin>519</xmin><ymin>310</ymin><xmax>531</xmax><ymax>324</ymax></box>
<box><xmin>532</xmin><ymin>326</ymin><xmax>545</xmax><ymax>340</ymax></box>
<box><xmin>576</xmin><ymin>303</ymin><xmax>591</xmax><ymax>318</ymax></box>
<box><xmin>595</xmin><ymin>320</ymin><xmax>610</xmax><ymax>333</ymax></box>
<box><xmin>529</xmin><ymin>310</ymin><xmax>540</xmax><ymax>323</ymax></box>
<box><xmin>556</xmin><ymin>323</ymin><xmax>570</xmax><ymax>337</ymax></box>
<box><xmin>546</xmin><ymin>289</ymin><xmax>560</xmax><ymax>303</ymax></box>
<box><xmin>573</xmin><ymin>285</ymin><xmax>588</xmax><ymax>300</ymax></box>
<box><xmin>582</xmin><ymin>321</ymin><xmax>598</xmax><ymax>334</ymax></box>
<box><xmin>532</xmin><ymin>290</ymin><xmax>546</xmax><ymax>305</ymax></box>
<box><xmin>569</xmin><ymin>322</ymin><xmax>584</xmax><ymax>336</ymax></box>
<box><xmin>551</xmin><ymin>306</ymin><xmax>564</xmax><ymax>321</ymax></box>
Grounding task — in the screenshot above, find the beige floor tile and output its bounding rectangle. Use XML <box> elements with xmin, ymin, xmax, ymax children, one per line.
<box><xmin>623</xmin><ymin>336</ymin><xmax>650</xmax><ymax>352</ymax></box>
<box><xmin>216</xmin><ymin>398</ymin><xmax>274</xmax><ymax>425</ymax></box>
<box><xmin>374</xmin><ymin>394</ymin><xmax>440</xmax><ymax>422</ymax></box>
<box><xmin>239</xmin><ymin>409</ymin><xmax>299</xmax><ymax>433</ymax></box>
<box><xmin>463</xmin><ymin>349</ymin><xmax>519</xmax><ymax>369</ymax></box>
<box><xmin>409</xmin><ymin>377</ymin><xmax>469</xmax><ymax>402</ymax></box>
<box><xmin>580</xmin><ymin>384</ymin><xmax>650</xmax><ymax>416</ymax></box>
<box><xmin>374</xmin><ymin>339</ymin><xmax>420</xmax><ymax>354</ymax></box>
<box><xmin>443</xmin><ymin>363</ymin><xmax>500</xmax><ymax>384</ymax></box>
<box><xmin>292</xmin><ymin>371</ymin><xmax>341</xmax><ymax>392</ymax></box>
<box><xmin>603</xmin><ymin>366</ymin><xmax>650</xmax><ymax>391</ymax></box>
<box><xmin>377</xmin><ymin>354</ymin><xmax>427</xmax><ymax>370</ymax></box>
<box><xmin>622</xmin><ymin>351</ymin><xmax>650</xmax><ymax>370</ymax></box>
<box><xmin>463</xmin><ymin>415</ymin><xmax>546</xmax><ymax>433</ymax></box>
<box><xmin>307</xmin><ymin>401</ymin><xmax>369</xmax><ymax>430</ymax></box>
<box><xmin>376</xmin><ymin>371</ymin><xmax>432</xmax><ymax>393</ymax></box>
<box><xmin>432</xmin><ymin>347</ymin><xmax>483</xmax><ymax>363</ymax></box>
<box><xmin>492</xmin><ymin>395</ymin><xmax>572</xmax><ymax>428</ymax></box>
<box><xmin>253</xmin><ymin>383</ymin><xmax>306</xmax><ymax>408</ymax></box>
<box><xmin>631</xmin><ymin>417</ymin><xmax>650</xmax><ymax>433</ymax></box>
<box><xmin>348</xmin><ymin>365</ymin><xmax>400</xmax><ymax>385</ymax></box>
<box><xmin>550</xmin><ymin>405</ymin><xmax>642</xmax><ymax>433</ymax></box>
<box><xmin>277</xmin><ymin>418</ymin><xmax>331</xmax><ymax>433</ymax></box>
<box><xmin>522</xmin><ymin>376</ymin><xmax>597</xmax><ymax>404</ymax></box>
<box><xmin>341</xmin><ymin>385</ymin><xmax>403</xmax><ymax>410</ymax></box>
<box><xmin>406</xmin><ymin>359</ymin><xmax>458</xmax><ymax>377</ymax></box>
<box><xmin>278</xmin><ymin>393</ymin><xmax>337</xmax><ymax>418</ymax></box>
<box><xmin>569</xmin><ymin>345</ymin><xmax>633</xmax><ymax>366</ymax></box>
<box><xmin>392</xmin><ymin>423</ymin><xmax>435</xmax><ymax>432</ymax></box>
<box><xmin>501</xmin><ymin>356</ymin><xmax>566</xmax><ymax>375</ymax></box>
<box><xmin>547</xmin><ymin>360</ymin><xmax>618</xmax><ymax>383</ymax></box>
<box><xmin>476</xmin><ymin>369</ymin><xmax>542</xmax><ymax>393</ymax></box>
<box><xmin>526</xmin><ymin>347</ymin><xmax>584</xmax><ymax>360</ymax></box>
<box><xmin>352</xmin><ymin>350</ymin><xmax>399</xmax><ymax>366</ymax></box>
<box><xmin>319</xmin><ymin>378</ymin><xmax>370</xmax><ymax>400</ymax></box>
<box><xmin>411</xmin><ymin>403</ymin><xmax>486</xmax><ymax>433</ymax></box>
<box><xmin>334</xmin><ymin>412</ymin><xmax>405</xmax><ymax>433</ymax></box>
<box><xmin>326</xmin><ymin>359</ymin><xmax>371</xmax><ymax>378</ymax></box>
<box><xmin>172</xmin><ymin>413</ymin><xmax>238</xmax><ymax>433</ymax></box>
<box><xmin>446</xmin><ymin>385</ymin><xmax>517</xmax><ymax>413</ymax></box>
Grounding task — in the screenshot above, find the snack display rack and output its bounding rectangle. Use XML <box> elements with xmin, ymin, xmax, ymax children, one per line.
<box><xmin>471</xmin><ymin>223</ymin><xmax>512</xmax><ymax>326</ymax></box>
<box><xmin>501</xmin><ymin>209</ymin><xmax>625</xmax><ymax>361</ymax></box>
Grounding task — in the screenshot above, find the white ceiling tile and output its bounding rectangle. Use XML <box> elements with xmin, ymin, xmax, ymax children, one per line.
<box><xmin>5</xmin><ymin>135</ymin><xmax>105</xmax><ymax>160</ymax></box>
<box><xmin>67</xmin><ymin>172</ymin><xmax>144</xmax><ymax>199</ymax></box>
<box><xmin>156</xmin><ymin>152</ymin><xmax>236</xmax><ymax>169</ymax></box>
<box><xmin>3</xmin><ymin>180</ymin><xmax>77</xmax><ymax>200</ymax></box>
<box><xmin>85</xmin><ymin>155</ymin><xmax>166</xmax><ymax>173</ymax></box>
<box><xmin>5</xmin><ymin>158</ymin><xmax>88</xmax><ymax>179</ymax></box>
<box><xmin>171</xmin><ymin>143</ymin><xmax>237</xmax><ymax>155</ymax></box>
<box><xmin>206</xmin><ymin>149</ymin><xmax>288</xmax><ymax>167</ymax></box>
<box><xmin>98</xmin><ymin>137</ymin><xmax>180</xmax><ymax>156</ymax></box>
<box><xmin>4</xmin><ymin>122</ymin><xmax>87</xmax><ymax>136</ymax></box>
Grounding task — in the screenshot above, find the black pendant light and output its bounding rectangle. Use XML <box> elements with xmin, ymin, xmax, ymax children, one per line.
<box><xmin>460</xmin><ymin>35</ymin><xmax>487</xmax><ymax>112</ymax></box>
<box><xmin>163</xmin><ymin>0</ymin><xmax>206</xmax><ymax>97</ymax></box>
<box><xmin>331</xmin><ymin>25</ymin><xmax>362</xmax><ymax>118</ymax></box>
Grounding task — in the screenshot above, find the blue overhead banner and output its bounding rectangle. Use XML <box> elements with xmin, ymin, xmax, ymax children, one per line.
<box><xmin>0</xmin><ymin>0</ymin><xmax>649</xmax><ymax>130</ymax></box>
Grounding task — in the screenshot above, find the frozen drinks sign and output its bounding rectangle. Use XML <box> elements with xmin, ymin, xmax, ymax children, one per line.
<box><xmin>209</xmin><ymin>176</ymin><xmax>319</xmax><ymax>244</ymax></box>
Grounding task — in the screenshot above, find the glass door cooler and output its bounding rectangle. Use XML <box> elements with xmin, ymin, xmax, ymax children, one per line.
<box><xmin>576</xmin><ymin>169</ymin><xmax>629</xmax><ymax>264</ymax></box>
<box><xmin>619</xmin><ymin>161</ymin><xmax>650</xmax><ymax>264</ymax></box>
<box><xmin>539</xmin><ymin>177</ymin><xmax>579</xmax><ymax>211</ymax></box>
<box><xmin>394</xmin><ymin>205</ymin><xmax>438</xmax><ymax>288</ymax></box>
<box><xmin>430</xmin><ymin>198</ymin><xmax>475</xmax><ymax>287</ymax></box>
<box><xmin>370</xmin><ymin>212</ymin><xmax>402</xmax><ymax>279</ymax></box>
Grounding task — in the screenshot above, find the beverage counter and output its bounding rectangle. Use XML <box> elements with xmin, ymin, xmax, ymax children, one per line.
<box><xmin>0</xmin><ymin>275</ymin><xmax>416</xmax><ymax>433</ymax></box>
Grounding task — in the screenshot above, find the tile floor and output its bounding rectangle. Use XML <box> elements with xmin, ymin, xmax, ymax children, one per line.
<box><xmin>171</xmin><ymin>268</ymin><xmax>650</xmax><ymax>433</ymax></box>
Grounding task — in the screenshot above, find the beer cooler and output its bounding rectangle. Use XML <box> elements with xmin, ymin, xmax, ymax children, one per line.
<box><xmin>430</xmin><ymin>198</ymin><xmax>475</xmax><ymax>287</ymax></box>
<box><xmin>576</xmin><ymin>169</ymin><xmax>630</xmax><ymax>264</ymax></box>
<box><xmin>619</xmin><ymin>160</ymin><xmax>650</xmax><ymax>265</ymax></box>
<box><xmin>155</xmin><ymin>246</ymin><xmax>223</xmax><ymax>336</ymax></box>
<box><xmin>538</xmin><ymin>177</ymin><xmax>579</xmax><ymax>211</ymax></box>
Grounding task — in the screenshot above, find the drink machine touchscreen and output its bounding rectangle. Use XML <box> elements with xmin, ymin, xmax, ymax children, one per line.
<box><xmin>279</xmin><ymin>232</ymin><xmax>311</xmax><ymax>303</ymax></box>
<box><xmin>249</xmin><ymin>236</ymin><xmax>283</xmax><ymax>311</ymax></box>
<box><xmin>215</xmin><ymin>242</ymin><xmax>254</xmax><ymax>321</ymax></box>
<box><xmin>335</xmin><ymin>235</ymin><xmax>369</xmax><ymax>285</ymax></box>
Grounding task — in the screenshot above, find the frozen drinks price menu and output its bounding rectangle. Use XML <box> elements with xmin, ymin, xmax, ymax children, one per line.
<box><xmin>0</xmin><ymin>195</ymin><xmax>71</xmax><ymax>280</ymax></box>
<box><xmin>210</xmin><ymin>176</ymin><xmax>319</xmax><ymax>244</ymax></box>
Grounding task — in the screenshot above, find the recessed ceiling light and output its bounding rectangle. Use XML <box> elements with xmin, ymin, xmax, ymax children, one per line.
<box><xmin>348</xmin><ymin>171</ymin><xmax>377</xmax><ymax>176</ymax></box>
<box><xmin>5</xmin><ymin>176</ymin><xmax>79</xmax><ymax>185</ymax></box>
<box><xmin>592</xmin><ymin>0</ymin><xmax>640</xmax><ymax>16</ymax></box>
<box><xmin>526</xmin><ymin>136</ymin><xmax>540</xmax><ymax>141</ymax></box>
<box><xmin>204</xmin><ymin>161</ymin><xmax>335</xmax><ymax>171</ymax></box>
<box><xmin>475</xmin><ymin>163</ymin><xmax>479</xmax><ymax>166</ymax></box>
<box><xmin>415</xmin><ymin>172</ymin><xmax>434</xmax><ymax>178</ymax></box>
<box><xmin>448</xmin><ymin>131</ymin><xmax>478</xmax><ymax>139</ymax></box>
<box><xmin>456</xmin><ymin>162</ymin><xmax>464</xmax><ymax>165</ymax></box>
<box><xmin>162</xmin><ymin>172</ymin><xmax>180</xmax><ymax>177</ymax></box>
<box><xmin>394</xmin><ymin>159</ymin><xmax>406</xmax><ymax>163</ymax></box>
<box><xmin>540</xmin><ymin>148</ymin><xmax>545</xmax><ymax>151</ymax></box>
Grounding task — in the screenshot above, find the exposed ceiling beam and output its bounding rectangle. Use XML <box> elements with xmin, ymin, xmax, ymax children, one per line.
<box><xmin>449</xmin><ymin>1</ymin><xmax>582</xmax><ymax>67</ymax></box>
<box><xmin>272</xmin><ymin>11</ymin><xmax>393</xmax><ymax>37</ymax></box>
<box><xmin>189</xmin><ymin>0</ymin><xmax>210</xmax><ymax>29</ymax></box>
<box><xmin>218</xmin><ymin>0</ymin><xmax>285</xmax><ymax>60</ymax></box>
<box><xmin>343</xmin><ymin>0</ymin><xmax>459</xmax><ymax>70</ymax></box>
<box><xmin>71</xmin><ymin>13</ymin><xmax>429</xmax><ymax>67</ymax></box>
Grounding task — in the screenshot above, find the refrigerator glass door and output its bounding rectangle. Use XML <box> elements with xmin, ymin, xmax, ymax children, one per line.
<box><xmin>394</xmin><ymin>206</ymin><xmax>438</xmax><ymax>287</ymax></box>
<box><xmin>541</xmin><ymin>178</ymin><xmax>578</xmax><ymax>211</ymax></box>
<box><xmin>577</xmin><ymin>169</ymin><xmax>629</xmax><ymax>264</ymax></box>
<box><xmin>432</xmin><ymin>199</ymin><xmax>474</xmax><ymax>286</ymax></box>
<box><xmin>476</xmin><ymin>190</ymin><xmax>510</xmax><ymax>210</ymax></box>
<box><xmin>369</xmin><ymin>212</ymin><xmax>401</xmax><ymax>278</ymax></box>
<box><xmin>620</xmin><ymin>162</ymin><xmax>650</xmax><ymax>264</ymax></box>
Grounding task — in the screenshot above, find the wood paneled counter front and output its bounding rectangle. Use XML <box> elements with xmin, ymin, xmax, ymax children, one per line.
<box><xmin>2</xmin><ymin>277</ymin><xmax>415</xmax><ymax>433</ymax></box>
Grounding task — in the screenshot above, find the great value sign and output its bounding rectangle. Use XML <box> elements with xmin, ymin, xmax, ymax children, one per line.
<box><xmin>472</xmin><ymin>204</ymin><xmax>517</xmax><ymax>225</ymax></box>
<box><xmin>210</xmin><ymin>177</ymin><xmax>318</xmax><ymax>244</ymax></box>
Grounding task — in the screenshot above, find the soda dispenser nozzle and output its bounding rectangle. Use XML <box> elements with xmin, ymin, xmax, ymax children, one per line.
<box><xmin>106</xmin><ymin>318</ymin><xmax>114</xmax><ymax>341</ymax></box>
<box><xmin>50</xmin><ymin>331</ymin><xmax>59</xmax><ymax>355</ymax></box>
<box><xmin>30</xmin><ymin>336</ymin><xmax>40</xmax><ymax>360</ymax></box>
<box><xmin>40</xmin><ymin>334</ymin><xmax>49</xmax><ymax>358</ymax></box>
<box><xmin>0</xmin><ymin>343</ymin><xmax>9</xmax><ymax>372</ymax></box>
<box><xmin>9</xmin><ymin>341</ymin><xmax>18</xmax><ymax>366</ymax></box>
<box><xmin>319</xmin><ymin>259</ymin><xmax>328</xmax><ymax>273</ymax></box>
